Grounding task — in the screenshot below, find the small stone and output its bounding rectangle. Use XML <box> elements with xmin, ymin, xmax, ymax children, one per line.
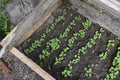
<box><xmin>5</xmin><ymin>0</ymin><xmax>40</xmax><ymax>25</ymax></box>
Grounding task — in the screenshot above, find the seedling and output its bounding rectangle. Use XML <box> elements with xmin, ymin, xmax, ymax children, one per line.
<box><xmin>104</xmin><ymin>47</ymin><xmax>120</xmax><ymax>80</ymax></box>
<box><xmin>62</xmin><ymin>54</ymin><xmax>80</xmax><ymax>77</ymax></box>
<box><xmin>59</xmin><ymin>16</ymin><xmax>81</xmax><ymax>39</ymax></box>
<box><xmin>99</xmin><ymin>39</ymin><xmax>115</xmax><ymax>60</ymax></box>
<box><xmin>55</xmin><ymin>19</ymin><xmax>92</xmax><ymax>66</ymax></box>
<box><xmin>24</xmin><ymin>15</ymin><xmax>64</xmax><ymax>54</ymax></box>
<box><xmin>47</xmin><ymin>38</ymin><xmax>60</xmax><ymax>51</ymax></box>
<box><xmin>61</xmin><ymin>28</ymin><xmax>104</xmax><ymax>77</ymax></box>
<box><xmin>40</xmin><ymin>16</ymin><xmax>82</xmax><ymax>64</ymax></box>
<box><xmin>39</xmin><ymin>38</ymin><xmax>60</xmax><ymax>61</ymax></box>
<box><xmin>82</xmin><ymin>20</ymin><xmax>92</xmax><ymax>30</ymax></box>
<box><xmin>84</xmin><ymin>64</ymin><xmax>98</xmax><ymax>77</ymax></box>
<box><xmin>78</xmin><ymin>28</ymin><xmax>104</xmax><ymax>55</ymax></box>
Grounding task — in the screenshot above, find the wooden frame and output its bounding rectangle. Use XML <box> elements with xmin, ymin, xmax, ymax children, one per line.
<box><xmin>69</xmin><ymin>0</ymin><xmax>120</xmax><ymax>37</ymax></box>
<box><xmin>91</xmin><ymin>0</ymin><xmax>120</xmax><ymax>18</ymax></box>
<box><xmin>0</xmin><ymin>0</ymin><xmax>61</xmax><ymax>79</ymax></box>
<box><xmin>0</xmin><ymin>0</ymin><xmax>120</xmax><ymax>80</ymax></box>
<box><xmin>9</xmin><ymin>47</ymin><xmax>55</xmax><ymax>80</ymax></box>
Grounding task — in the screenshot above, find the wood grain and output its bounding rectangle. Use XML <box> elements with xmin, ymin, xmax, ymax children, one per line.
<box><xmin>0</xmin><ymin>59</ymin><xmax>11</xmax><ymax>75</ymax></box>
<box><xmin>92</xmin><ymin>0</ymin><xmax>120</xmax><ymax>18</ymax></box>
<box><xmin>15</xmin><ymin>0</ymin><xmax>61</xmax><ymax>46</ymax></box>
<box><xmin>9</xmin><ymin>47</ymin><xmax>56</xmax><ymax>80</ymax></box>
<box><xmin>69</xmin><ymin>0</ymin><xmax>120</xmax><ymax>37</ymax></box>
<box><xmin>0</xmin><ymin>0</ymin><xmax>60</xmax><ymax>58</ymax></box>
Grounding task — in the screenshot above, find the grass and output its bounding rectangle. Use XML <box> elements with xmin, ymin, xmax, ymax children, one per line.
<box><xmin>0</xmin><ymin>0</ymin><xmax>9</xmax><ymax>4</ymax></box>
<box><xmin>0</xmin><ymin>1</ymin><xmax>12</xmax><ymax>38</ymax></box>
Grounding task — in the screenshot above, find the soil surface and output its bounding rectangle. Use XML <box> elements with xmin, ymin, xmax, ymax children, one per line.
<box><xmin>18</xmin><ymin>5</ymin><xmax>120</xmax><ymax>80</ymax></box>
<box><xmin>0</xmin><ymin>0</ymin><xmax>120</xmax><ymax>80</ymax></box>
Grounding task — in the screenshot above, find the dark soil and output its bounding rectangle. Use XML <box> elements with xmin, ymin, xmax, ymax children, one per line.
<box><xmin>18</xmin><ymin>5</ymin><xmax>120</xmax><ymax>80</ymax></box>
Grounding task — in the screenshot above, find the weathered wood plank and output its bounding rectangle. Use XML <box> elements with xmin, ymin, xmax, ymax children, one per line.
<box><xmin>69</xmin><ymin>0</ymin><xmax>120</xmax><ymax>37</ymax></box>
<box><xmin>91</xmin><ymin>0</ymin><xmax>120</xmax><ymax>18</ymax></box>
<box><xmin>0</xmin><ymin>59</ymin><xmax>11</xmax><ymax>75</ymax></box>
<box><xmin>0</xmin><ymin>29</ymin><xmax>16</xmax><ymax>58</ymax></box>
<box><xmin>15</xmin><ymin>0</ymin><xmax>61</xmax><ymax>46</ymax></box>
<box><xmin>9</xmin><ymin>47</ymin><xmax>56</xmax><ymax>80</ymax></box>
<box><xmin>0</xmin><ymin>0</ymin><xmax>60</xmax><ymax>58</ymax></box>
<box><xmin>110</xmin><ymin>0</ymin><xmax>120</xmax><ymax>6</ymax></box>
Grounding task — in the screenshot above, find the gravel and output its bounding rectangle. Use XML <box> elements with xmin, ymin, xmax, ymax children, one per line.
<box><xmin>0</xmin><ymin>52</ymin><xmax>43</xmax><ymax>80</ymax></box>
<box><xmin>0</xmin><ymin>0</ymin><xmax>43</xmax><ymax>80</ymax></box>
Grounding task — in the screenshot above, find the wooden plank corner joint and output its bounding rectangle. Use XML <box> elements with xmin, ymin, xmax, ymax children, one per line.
<box><xmin>0</xmin><ymin>0</ymin><xmax>61</xmax><ymax>58</ymax></box>
<box><xmin>15</xmin><ymin>0</ymin><xmax>62</xmax><ymax>46</ymax></box>
<box><xmin>9</xmin><ymin>47</ymin><xmax>56</xmax><ymax>80</ymax></box>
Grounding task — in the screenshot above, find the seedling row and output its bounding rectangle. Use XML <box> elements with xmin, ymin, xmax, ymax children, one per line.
<box><xmin>18</xmin><ymin>5</ymin><xmax>120</xmax><ymax>80</ymax></box>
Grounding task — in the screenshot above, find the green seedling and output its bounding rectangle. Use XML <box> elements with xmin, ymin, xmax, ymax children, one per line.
<box><xmin>24</xmin><ymin>15</ymin><xmax>64</xmax><ymax>54</ymax></box>
<box><xmin>39</xmin><ymin>38</ymin><xmax>60</xmax><ymax>61</ymax></box>
<box><xmin>55</xmin><ymin>19</ymin><xmax>92</xmax><ymax>66</ymax></box>
<box><xmin>99</xmin><ymin>39</ymin><xmax>115</xmax><ymax>60</ymax></box>
<box><xmin>82</xmin><ymin>20</ymin><xmax>92</xmax><ymax>30</ymax></box>
<box><xmin>62</xmin><ymin>54</ymin><xmax>80</xmax><ymax>77</ymax></box>
<box><xmin>61</xmin><ymin>28</ymin><xmax>104</xmax><ymax>77</ymax></box>
<box><xmin>59</xmin><ymin>16</ymin><xmax>81</xmax><ymax>39</ymax></box>
<box><xmin>84</xmin><ymin>64</ymin><xmax>98</xmax><ymax>77</ymax></box>
<box><xmin>104</xmin><ymin>47</ymin><xmax>120</xmax><ymax>80</ymax></box>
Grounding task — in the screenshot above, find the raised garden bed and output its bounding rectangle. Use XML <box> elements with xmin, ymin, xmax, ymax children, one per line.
<box><xmin>17</xmin><ymin>3</ymin><xmax>120</xmax><ymax>80</ymax></box>
<box><xmin>1</xmin><ymin>0</ymin><xmax>120</xmax><ymax>80</ymax></box>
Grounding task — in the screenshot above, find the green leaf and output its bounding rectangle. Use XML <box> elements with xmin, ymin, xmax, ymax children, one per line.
<box><xmin>0</xmin><ymin>0</ymin><xmax>9</xmax><ymax>4</ymax></box>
